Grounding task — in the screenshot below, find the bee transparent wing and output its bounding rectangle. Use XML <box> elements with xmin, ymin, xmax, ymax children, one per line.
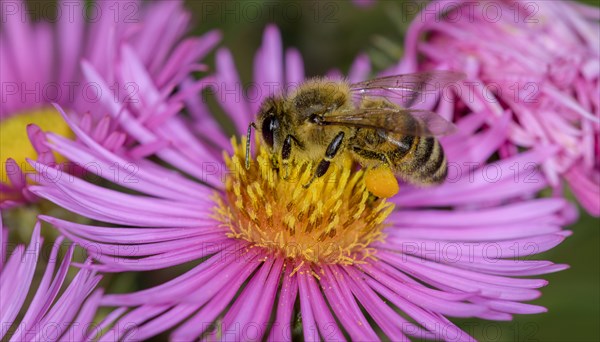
<box><xmin>349</xmin><ymin>71</ymin><xmax>465</xmax><ymax>108</ymax></box>
<box><xmin>322</xmin><ymin>107</ymin><xmax>457</xmax><ymax>137</ymax></box>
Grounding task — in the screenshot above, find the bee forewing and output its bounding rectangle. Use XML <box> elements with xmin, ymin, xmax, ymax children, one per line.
<box><xmin>349</xmin><ymin>71</ymin><xmax>465</xmax><ymax>108</ymax></box>
<box><xmin>323</xmin><ymin>108</ymin><xmax>457</xmax><ymax>137</ymax></box>
<box><xmin>409</xmin><ymin>110</ymin><xmax>458</xmax><ymax>136</ymax></box>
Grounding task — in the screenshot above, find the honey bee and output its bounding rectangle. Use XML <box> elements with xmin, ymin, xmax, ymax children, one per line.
<box><xmin>245</xmin><ymin>71</ymin><xmax>464</xmax><ymax>197</ymax></box>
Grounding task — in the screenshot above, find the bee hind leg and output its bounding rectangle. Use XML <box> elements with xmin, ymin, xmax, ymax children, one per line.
<box><xmin>351</xmin><ymin>146</ymin><xmax>399</xmax><ymax>198</ymax></box>
<box><xmin>303</xmin><ymin>131</ymin><xmax>345</xmax><ymax>188</ymax></box>
<box><xmin>351</xmin><ymin>146</ymin><xmax>391</xmax><ymax>166</ymax></box>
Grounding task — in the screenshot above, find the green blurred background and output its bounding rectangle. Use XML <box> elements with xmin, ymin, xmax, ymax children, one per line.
<box><xmin>183</xmin><ymin>0</ymin><xmax>599</xmax><ymax>341</ymax></box>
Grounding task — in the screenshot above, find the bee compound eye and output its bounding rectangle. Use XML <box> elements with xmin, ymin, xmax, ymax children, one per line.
<box><xmin>261</xmin><ymin>115</ymin><xmax>279</xmax><ymax>147</ymax></box>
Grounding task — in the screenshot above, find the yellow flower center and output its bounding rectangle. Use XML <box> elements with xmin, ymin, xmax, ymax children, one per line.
<box><xmin>0</xmin><ymin>108</ymin><xmax>72</xmax><ymax>187</ymax></box>
<box><xmin>213</xmin><ymin>138</ymin><xmax>394</xmax><ymax>266</ymax></box>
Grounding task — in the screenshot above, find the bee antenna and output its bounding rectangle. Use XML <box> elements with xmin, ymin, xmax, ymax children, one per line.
<box><xmin>245</xmin><ymin>122</ymin><xmax>256</xmax><ymax>169</ymax></box>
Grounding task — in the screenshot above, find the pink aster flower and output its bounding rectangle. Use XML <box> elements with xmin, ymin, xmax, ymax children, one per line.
<box><xmin>397</xmin><ymin>0</ymin><xmax>600</xmax><ymax>216</ymax></box>
<box><xmin>0</xmin><ymin>0</ymin><xmax>220</xmax><ymax>209</ymax></box>
<box><xmin>0</xmin><ymin>216</ymin><xmax>103</xmax><ymax>341</ymax></box>
<box><xmin>30</xmin><ymin>26</ymin><xmax>574</xmax><ymax>341</ymax></box>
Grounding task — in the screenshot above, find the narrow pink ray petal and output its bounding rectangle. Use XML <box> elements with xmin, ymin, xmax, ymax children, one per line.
<box><xmin>101</xmin><ymin>243</ymin><xmax>251</xmax><ymax>306</ymax></box>
<box><xmin>297</xmin><ymin>266</ymin><xmax>324</xmax><ymax>342</ymax></box>
<box><xmin>304</xmin><ymin>269</ymin><xmax>346</xmax><ymax>341</ymax></box>
<box><xmin>0</xmin><ymin>223</ymin><xmax>41</xmax><ymax>334</ymax></box>
<box><xmin>169</xmin><ymin>251</ymin><xmax>263</xmax><ymax>341</ymax></box>
<box><xmin>252</xmin><ymin>25</ymin><xmax>284</xmax><ymax>114</ymax></box>
<box><xmin>99</xmin><ymin>305</ymin><xmax>171</xmax><ymax>342</ymax></box>
<box><xmin>341</xmin><ymin>266</ymin><xmax>411</xmax><ymax>341</ymax></box>
<box><xmin>267</xmin><ymin>262</ymin><xmax>299</xmax><ymax>342</ymax></box>
<box><xmin>220</xmin><ymin>258</ymin><xmax>283</xmax><ymax>341</ymax></box>
<box><xmin>285</xmin><ymin>48</ymin><xmax>305</xmax><ymax>85</ymax></box>
<box><xmin>215</xmin><ymin>48</ymin><xmax>252</xmax><ymax>134</ymax></box>
<box><xmin>348</xmin><ymin>54</ymin><xmax>371</xmax><ymax>84</ymax></box>
<box><xmin>319</xmin><ymin>265</ymin><xmax>379</xmax><ymax>341</ymax></box>
<box><xmin>359</xmin><ymin>262</ymin><xmax>487</xmax><ymax>318</ymax></box>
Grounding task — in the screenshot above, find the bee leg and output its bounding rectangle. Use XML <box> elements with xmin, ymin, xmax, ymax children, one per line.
<box><xmin>352</xmin><ymin>146</ymin><xmax>391</xmax><ymax>165</ymax></box>
<box><xmin>351</xmin><ymin>146</ymin><xmax>399</xmax><ymax>198</ymax></box>
<box><xmin>303</xmin><ymin>131</ymin><xmax>345</xmax><ymax>188</ymax></box>
<box><xmin>281</xmin><ymin>135</ymin><xmax>295</xmax><ymax>179</ymax></box>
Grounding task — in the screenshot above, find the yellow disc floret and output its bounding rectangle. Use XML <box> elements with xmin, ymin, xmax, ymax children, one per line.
<box><xmin>213</xmin><ymin>137</ymin><xmax>395</xmax><ymax>265</ymax></box>
<box><xmin>0</xmin><ymin>108</ymin><xmax>72</xmax><ymax>185</ymax></box>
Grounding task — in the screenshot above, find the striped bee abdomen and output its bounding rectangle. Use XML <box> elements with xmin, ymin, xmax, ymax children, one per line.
<box><xmin>392</xmin><ymin>136</ymin><xmax>447</xmax><ymax>186</ymax></box>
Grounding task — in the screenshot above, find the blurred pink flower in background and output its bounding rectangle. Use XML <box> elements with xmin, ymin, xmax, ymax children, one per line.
<box><xmin>29</xmin><ymin>26</ymin><xmax>575</xmax><ymax>341</ymax></box>
<box><xmin>0</xmin><ymin>0</ymin><xmax>220</xmax><ymax>209</ymax></box>
<box><xmin>0</xmin><ymin>217</ymin><xmax>103</xmax><ymax>341</ymax></box>
<box><xmin>353</xmin><ymin>0</ymin><xmax>377</xmax><ymax>8</ymax></box>
<box><xmin>396</xmin><ymin>0</ymin><xmax>600</xmax><ymax>216</ymax></box>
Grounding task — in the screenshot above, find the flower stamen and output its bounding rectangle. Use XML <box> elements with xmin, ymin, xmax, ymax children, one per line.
<box><xmin>213</xmin><ymin>138</ymin><xmax>394</xmax><ymax>265</ymax></box>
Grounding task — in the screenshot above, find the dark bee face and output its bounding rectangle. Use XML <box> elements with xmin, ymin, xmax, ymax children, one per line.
<box><xmin>257</xmin><ymin>96</ymin><xmax>286</xmax><ymax>152</ymax></box>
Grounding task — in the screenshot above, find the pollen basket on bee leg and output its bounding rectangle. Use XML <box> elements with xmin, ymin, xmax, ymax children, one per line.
<box><xmin>364</xmin><ymin>165</ymin><xmax>400</xmax><ymax>198</ymax></box>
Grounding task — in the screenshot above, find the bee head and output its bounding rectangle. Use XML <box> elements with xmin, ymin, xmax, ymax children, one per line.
<box><xmin>257</xmin><ymin>97</ymin><xmax>285</xmax><ymax>151</ymax></box>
